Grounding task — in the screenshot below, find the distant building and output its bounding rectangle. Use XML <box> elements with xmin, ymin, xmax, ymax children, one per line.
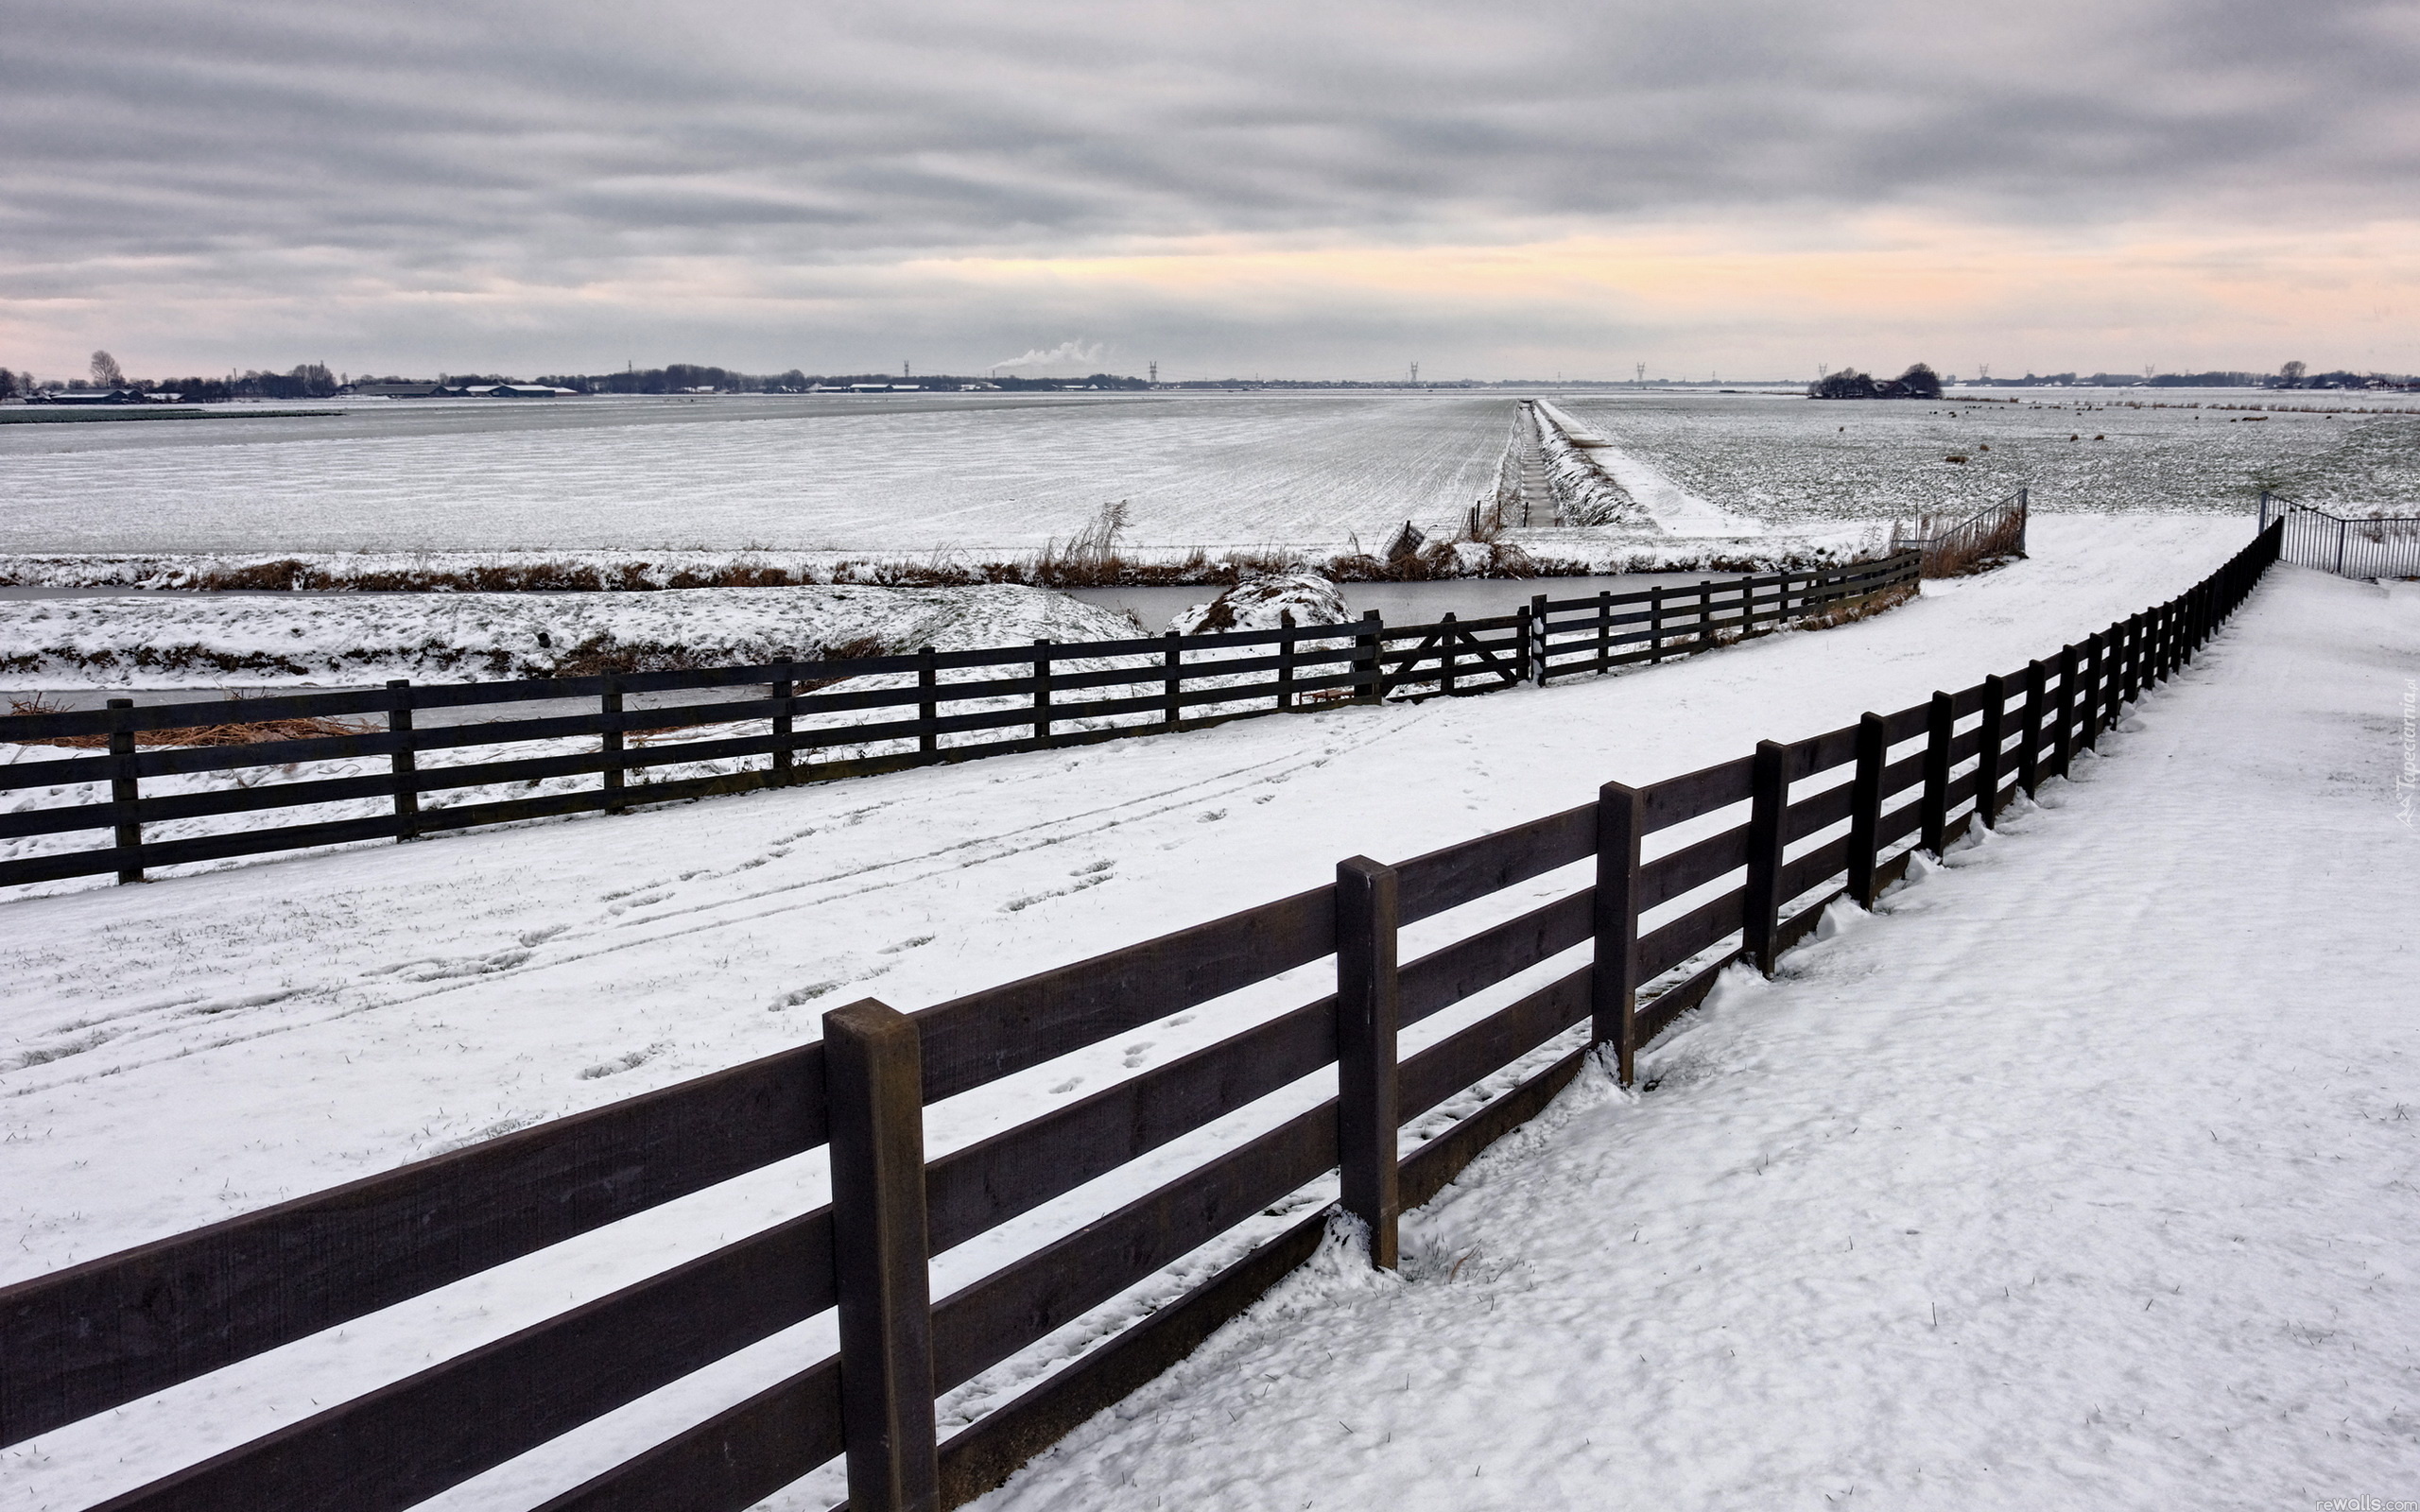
<box><xmin>350</xmin><ymin>381</ymin><xmax>442</xmax><ymax>398</ymax></box>
<box><xmin>31</xmin><ymin>387</ymin><xmax>147</xmax><ymax>405</ymax></box>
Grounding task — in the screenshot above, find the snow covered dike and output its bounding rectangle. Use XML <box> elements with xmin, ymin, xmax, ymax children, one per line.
<box><xmin>0</xmin><ymin>523</ymin><xmax>2325</xmax><ymax>1512</ymax></box>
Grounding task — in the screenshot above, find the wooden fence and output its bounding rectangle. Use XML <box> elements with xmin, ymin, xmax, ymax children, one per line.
<box><xmin>2259</xmin><ymin>490</ymin><xmax>2420</xmax><ymax>579</ymax></box>
<box><xmin>0</xmin><ymin>555</ymin><xmax>1916</xmax><ymax>891</ymax></box>
<box><xmin>0</xmin><ymin>524</ymin><xmax>2277</xmax><ymax>1512</ymax></box>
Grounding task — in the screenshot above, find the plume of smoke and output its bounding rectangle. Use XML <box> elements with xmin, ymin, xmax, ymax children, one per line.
<box><xmin>992</xmin><ymin>339</ymin><xmax>1104</xmax><ymax>371</ymax></box>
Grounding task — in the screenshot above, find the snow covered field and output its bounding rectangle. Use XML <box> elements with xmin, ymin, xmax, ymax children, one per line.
<box><xmin>2</xmin><ymin>389</ymin><xmax>2410</xmax><ymax>563</ymax></box>
<box><xmin>0</xmin><ymin>581</ymin><xmax>1143</xmax><ymax>688</ymax></box>
<box><xmin>1560</xmin><ymin>387</ymin><xmax>2420</xmax><ymax>527</ymax></box>
<box><xmin>9</xmin><ymin>512</ymin><xmax>2370</xmax><ymax>1511</ymax></box>
<box><xmin>0</xmin><ymin>392</ymin><xmax>1507</xmax><ymax>557</ymax></box>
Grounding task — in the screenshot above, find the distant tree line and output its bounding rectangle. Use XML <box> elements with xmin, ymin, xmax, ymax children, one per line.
<box><xmin>1809</xmin><ymin>363</ymin><xmax>1943</xmax><ymax>400</ymax></box>
<box><xmin>527</xmin><ymin>365</ymin><xmax>1154</xmax><ymax>393</ymax></box>
<box><xmin>1956</xmin><ymin>363</ymin><xmax>2413</xmax><ymax>390</ymax></box>
<box><xmin>0</xmin><ymin>353</ymin><xmax>342</xmax><ymax>402</ymax></box>
<box><xmin>7</xmin><ymin>352</ymin><xmax>2411</xmax><ymax>403</ymax></box>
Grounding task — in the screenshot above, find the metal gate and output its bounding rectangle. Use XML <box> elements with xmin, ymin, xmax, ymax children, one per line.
<box><xmin>2259</xmin><ymin>491</ymin><xmax>2420</xmax><ymax>579</ymax></box>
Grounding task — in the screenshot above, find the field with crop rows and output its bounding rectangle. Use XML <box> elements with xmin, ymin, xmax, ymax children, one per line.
<box><xmin>3</xmin><ymin>388</ymin><xmax>2410</xmax><ymax>560</ymax></box>
<box><xmin>1559</xmin><ymin>388</ymin><xmax>2420</xmax><ymax>524</ymax></box>
<box><xmin>0</xmin><ymin>392</ymin><xmax>1508</xmax><ymax>556</ymax></box>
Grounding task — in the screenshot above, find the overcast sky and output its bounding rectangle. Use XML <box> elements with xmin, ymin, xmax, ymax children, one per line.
<box><xmin>5</xmin><ymin>0</ymin><xmax>2415</xmax><ymax>380</ymax></box>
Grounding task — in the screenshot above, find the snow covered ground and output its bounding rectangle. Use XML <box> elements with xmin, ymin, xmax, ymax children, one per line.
<box><xmin>1534</xmin><ymin>400</ymin><xmax>1763</xmax><ymax>537</ymax></box>
<box><xmin>2</xmin><ymin>513</ymin><xmax>2400</xmax><ymax>1510</ymax></box>
<box><xmin>0</xmin><ymin>392</ymin><xmax>1508</xmax><ymax>557</ymax></box>
<box><xmin>1558</xmin><ymin>387</ymin><xmax>2420</xmax><ymax>528</ymax></box>
<box><xmin>973</xmin><ymin>562</ymin><xmax>2420</xmax><ymax>1511</ymax></box>
<box><xmin>0</xmin><ymin>582</ymin><xmax>1142</xmax><ymax>688</ymax></box>
<box><xmin>1</xmin><ymin>388</ymin><xmax>2408</xmax><ymax>562</ymax></box>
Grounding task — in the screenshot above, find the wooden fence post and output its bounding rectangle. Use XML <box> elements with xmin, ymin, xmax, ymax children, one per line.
<box><xmin>1921</xmin><ymin>691</ymin><xmax>1954</xmax><ymax>856</ymax></box>
<box><xmin>1743</xmin><ymin>739</ymin><xmax>1789</xmax><ymax>974</ymax></box>
<box><xmin>1354</xmin><ymin>611</ymin><xmax>1381</xmax><ymax>704</ymax></box>
<box><xmin>771</xmin><ymin>666</ymin><xmax>795</xmax><ymax>782</ymax></box>
<box><xmin>388</xmin><ymin>679</ymin><xmax>420</xmax><ymax>841</ymax></box>
<box><xmin>107</xmin><ymin>697</ymin><xmax>143</xmax><ymax>885</ymax></box>
<box><xmin>1438</xmin><ymin>612</ymin><xmax>1459</xmax><ymax>696</ymax></box>
<box><xmin>2019</xmin><ymin>661</ymin><xmax>2046</xmax><ymax>798</ymax></box>
<box><xmin>1032</xmin><ymin>639</ymin><xmax>1054</xmax><ymax>743</ymax></box>
<box><xmin>917</xmin><ymin>646</ymin><xmax>939</xmax><ymax>756</ymax></box>
<box><xmin>1696</xmin><ymin>579</ymin><xmax>1715</xmax><ymax>652</ymax></box>
<box><xmin>2081</xmin><ymin>632</ymin><xmax>2107</xmax><ymax>749</ymax></box>
<box><xmin>2051</xmin><ymin>645</ymin><xmax>2078</xmax><ymax>780</ymax></box>
<box><xmin>1276</xmin><ymin>612</ymin><xmax>1297</xmax><ymax>712</ymax></box>
<box><xmin>1846</xmin><ymin>713</ymin><xmax>1885</xmax><ymax>906</ymax></box>
<box><xmin>2100</xmin><ymin>625</ymin><xmax>2124</xmax><ymax>734</ymax></box>
<box><xmin>1647</xmin><ymin>585</ymin><xmax>1664</xmax><ymax>665</ymax></box>
<box><xmin>1163</xmin><ymin>631</ymin><xmax>1184</xmax><ymax>723</ymax></box>
<box><xmin>1976</xmin><ymin>675</ymin><xmax>2007</xmax><ymax>827</ymax></box>
<box><xmin>1593</xmin><ymin>782</ymin><xmax>1645</xmax><ymax>1085</ymax></box>
<box><xmin>600</xmin><ymin>677</ymin><xmax>626</xmax><ymax>816</ymax></box>
<box><xmin>1335</xmin><ymin>856</ymin><xmax>1401</xmax><ymax>1270</ymax></box>
<box><xmin>1514</xmin><ymin>604</ymin><xmax>1534</xmax><ymax>685</ymax></box>
<box><xmin>1529</xmin><ymin>593</ymin><xmax>1548</xmax><ymax>685</ymax></box>
<box><xmin>823</xmin><ymin>998</ymin><xmax>939</xmax><ymax>1512</ymax></box>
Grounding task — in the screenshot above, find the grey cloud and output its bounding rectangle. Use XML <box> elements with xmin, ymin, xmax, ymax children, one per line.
<box><xmin>9</xmin><ymin>2</ymin><xmax>2414</xmax><ymax>257</ymax></box>
<box><xmin>3</xmin><ymin>0</ymin><xmax>2414</xmax><ymax>374</ymax></box>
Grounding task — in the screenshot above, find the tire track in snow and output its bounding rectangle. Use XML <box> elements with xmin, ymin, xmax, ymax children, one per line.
<box><xmin>0</xmin><ymin>708</ymin><xmax>1430</xmax><ymax>1093</ymax></box>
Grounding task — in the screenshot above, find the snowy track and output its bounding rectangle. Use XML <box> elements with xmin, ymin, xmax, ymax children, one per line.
<box><xmin>0</xmin><ymin>513</ymin><xmax>2325</xmax><ymax>1509</ymax></box>
<box><xmin>973</xmin><ymin>565</ymin><xmax>2420</xmax><ymax>1509</ymax></box>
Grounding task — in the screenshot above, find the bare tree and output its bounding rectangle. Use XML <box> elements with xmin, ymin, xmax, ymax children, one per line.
<box><xmin>89</xmin><ymin>350</ymin><xmax>126</xmax><ymax>388</ymax></box>
<box><xmin>2279</xmin><ymin>360</ymin><xmax>2308</xmax><ymax>387</ymax></box>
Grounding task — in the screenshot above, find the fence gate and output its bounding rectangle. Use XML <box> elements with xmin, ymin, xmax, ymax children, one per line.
<box><xmin>2259</xmin><ymin>491</ymin><xmax>2420</xmax><ymax>580</ymax></box>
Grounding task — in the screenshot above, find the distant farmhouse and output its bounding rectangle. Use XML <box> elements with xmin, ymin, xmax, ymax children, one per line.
<box><xmin>27</xmin><ymin>387</ymin><xmax>162</xmax><ymax>405</ymax></box>
<box><xmin>346</xmin><ymin>381</ymin><xmax>578</xmax><ymax>398</ymax></box>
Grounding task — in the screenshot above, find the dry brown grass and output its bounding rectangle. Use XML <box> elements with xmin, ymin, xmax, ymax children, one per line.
<box><xmin>4</xmin><ymin>693</ymin><xmax>374</xmax><ymax>747</ymax></box>
<box><xmin>1794</xmin><ymin>581</ymin><xmax>1918</xmax><ymax>630</ymax></box>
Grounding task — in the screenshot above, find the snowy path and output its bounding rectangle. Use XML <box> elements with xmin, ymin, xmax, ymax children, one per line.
<box><xmin>972</xmin><ymin>565</ymin><xmax>2420</xmax><ymax>1510</ymax></box>
<box><xmin>0</xmin><ymin>513</ymin><xmax>2293</xmax><ymax>1509</ymax></box>
<box><xmin>1536</xmin><ymin>400</ymin><xmax>1764</xmax><ymax>537</ymax></box>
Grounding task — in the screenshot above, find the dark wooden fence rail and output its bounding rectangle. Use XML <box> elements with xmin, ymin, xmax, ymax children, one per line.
<box><xmin>0</xmin><ymin>524</ymin><xmax>2277</xmax><ymax>1512</ymax></box>
<box><xmin>0</xmin><ymin>556</ymin><xmax>1918</xmax><ymax>892</ymax></box>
